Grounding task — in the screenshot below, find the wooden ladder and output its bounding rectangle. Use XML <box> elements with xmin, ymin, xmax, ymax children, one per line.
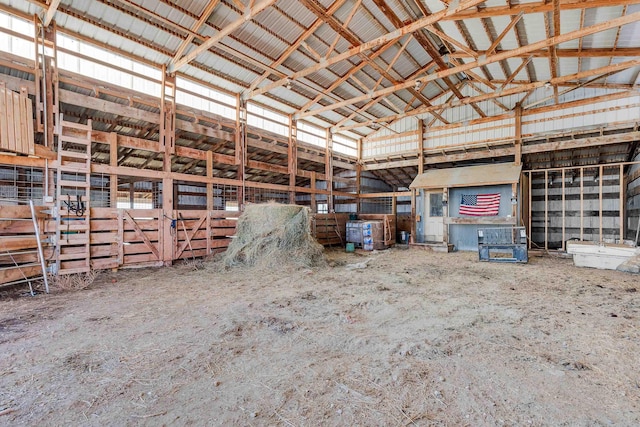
<box><xmin>55</xmin><ymin>118</ymin><xmax>92</xmax><ymax>275</ymax></box>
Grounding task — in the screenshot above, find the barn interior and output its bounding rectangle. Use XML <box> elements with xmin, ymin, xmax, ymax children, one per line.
<box><xmin>0</xmin><ymin>0</ymin><xmax>640</xmax><ymax>424</ymax></box>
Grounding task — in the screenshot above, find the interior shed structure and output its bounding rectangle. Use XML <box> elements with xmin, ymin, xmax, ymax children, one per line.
<box><xmin>0</xmin><ymin>0</ymin><xmax>639</xmax><ymax>285</ymax></box>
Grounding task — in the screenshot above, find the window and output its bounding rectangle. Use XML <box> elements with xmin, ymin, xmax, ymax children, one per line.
<box><xmin>429</xmin><ymin>193</ymin><xmax>443</xmax><ymax>217</ymax></box>
<box><xmin>317</xmin><ymin>203</ymin><xmax>328</xmax><ymax>214</ymax></box>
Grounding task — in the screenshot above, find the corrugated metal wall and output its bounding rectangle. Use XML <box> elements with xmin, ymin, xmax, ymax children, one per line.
<box><xmin>449</xmin><ymin>184</ymin><xmax>516</xmax><ymax>251</ymax></box>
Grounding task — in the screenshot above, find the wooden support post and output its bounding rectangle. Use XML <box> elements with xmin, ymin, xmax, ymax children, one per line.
<box><xmin>206</xmin><ymin>150</ymin><xmax>213</xmax><ymax>210</ymax></box>
<box><xmin>310</xmin><ymin>172</ymin><xmax>317</xmax><ymax>213</ymax></box>
<box><xmin>620</xmin><ymin>164</ymin><xmax>625</xmax><ymax>243</ymax></box>
<box><xmin>443</xmin><ymin>188</ymin><xmax>449</xmax><ymax>244</ymax></box>
<box><xmin>33</xmin><ymin>15</ymin><xmax>43</xmax><ymax>134</ymax></box>
<box><xmin>288</xmin><ymin>116</ymin><xmax>297</xmax><ymax>204</ymax></box>
<box><xmin>236</xmin><ymin>96</ymin><xmax>245</xmax><ymax>210</ymax></box>
<box><xmin>514</xmin><ymin>105</ymin><xmax>522</xmax><ymax>166</ymax></box>
<box><xmin>109</xmin><ymin>132</ymin><xmax>118</xmax><ymax>208</ymax></box>
<box><xmin>160</xmin><ymin>69</ymin><xmax>176</xmax><ymax>265</ymax></box>
<box><xmin>159</xmin><ymin>68</ymin><xmax>176</xmax><ymax>157</ymax></box>
<box><xmin>528</xmin><ymin>171</ymin><xmax>532</xmax><ymax>249</ymax></box>
<box><xmin>580</xmin><ymin>168</ymin><xmax>584</xmax><ymax>241</ymax></box>
<box><xmin>418</xmin><ymin>119</ymin><xmax>425</xmax><ymax>175</ymax></box>
<box><xmin>162</xmin><ymin>177</ymin><xmax>174</xmax><ymax>265</ymax></box>
<box><xmin>356</xmin><ymin>138</ymin><xmax>362</xmax><ymax>214</ymax></box>
<box><xmin>511</xmin><ymin>182</ymin><xmax>518</xmax><ymax>219</ymax></box>
<box><xmin>325</xmin><ymin>129</ymin><xmax>333</xmax><ymax>212</ymax></box>
<box><xmin>561</xmin><ymin>169</ymin><xmax>566</xmax><ymax>251</ymax></box>
<box><xmin>117</xmin><ymin>209</ymin><xmax>124</xmax><ymax>266</ymax></box>
<box><xmin>599</xmin><ymin>165</ymin><xmax>603</xmax><ymax>242</ymax></box>
<box><xmin>544</xmin><ymin>170</ymin><xmax>548</xmax><ymax>250</ymax></box>
<box><xmin>129</xmin><ymin>181</ymin><xmax>135</xmax><ymax>208</ymax></box>
<box><xmin>410</xmin><ymin>188</ymin><xmax>416</xmax><ymax>244</ymax></box>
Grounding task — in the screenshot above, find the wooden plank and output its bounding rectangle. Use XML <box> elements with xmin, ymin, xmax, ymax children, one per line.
<box><xmin>210</xmin><ymin>228</ymin><xmax>236</xmax><ymax>237</ymax></box>
<box><xmin>580</xmin><ymin>168</ymin><xmax>584</xmax><ymax>241</ymax></box>
<box><xmin>561</xmin><ymin>169</ymin><xmax>565</xmax><ymax>251</ymax></box>
<box><xmin>124</xmin><ymin>211</ymin><xmax>160</xmax><ymax>259</ymax></box>
<box><xmin>0</xmin><ymin>85</ymin><xmax>7</xmax><ymax>151</ymax></box>
<box><xmin>91</xmin><ymin>230</ymin><xmax>159</xmax><ymax>244</ymax></box>
<box><xmin>19</xmin><ymin>92</ymin><xmax>28</xmax><ymax>155</ymax></box>
<box><xmin>12</xmin><ymin>92</ymin><xmax>21</xmax><ymax>153</ymax></box>
<box><xmin>0</xmin><ymin>265</ymin><xmax>43</xmax><ymax>285</ymax></box>
<box><xmin>599</xmin><ymin>165</ymin><xmax>603</xmax><ymax>242</ymax></box>
<box><xmin>620</xmin><ymin>164</ymin><xmax>624</xmax><ymax>243</ymax></box>
<box><xmin>0</xmin><ymin>236</ymin><xmax>38</xmax><ymax>251</ymax></box>
<box><xmin>545</xmin><ymin>170</ymin><xmax>548</xmax><ymax>251</ymax></box>
<box><xmin>176</xmin><ymin>213</ymin><xmax>206</xmax><ymax>259</ymax></box>
<box><xmin>117</xmin><ymin>209</ymin><xmax>124</xmax><ymax>265</ymax></box>
<box><xmin>26</xmin><ymin>95</ymin><xmax>34</xmax><ymax>155</ymax></box>
<box><xmin>6</xmin><ymin>88</ymin><xmax>15</xmax><ymax>152</ymax></box>
<box><xmin>528</xmin><ymin>171</ymin><xmax>532</xmax><ymax>249</ymax></box>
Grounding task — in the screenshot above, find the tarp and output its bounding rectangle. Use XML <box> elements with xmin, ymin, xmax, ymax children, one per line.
<box><xmin>410</xmin><ymin>162</ymin><xmax>522</xmax><ymax>189</ymax></box>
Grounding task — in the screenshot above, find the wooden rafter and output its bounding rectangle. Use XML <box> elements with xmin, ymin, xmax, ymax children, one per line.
<box><xmin>169</xmin><ymin>0</ymin><xmax>220</xmax><ymax>67</ymax></box>
<box><xmin>246</xmin><ymin>0</ymin><xmax>349</xmax><ymax>93</ymax></box>
<box><xmin>441</xmin><ymin>0</ymin><xmax>640</xmax><ymax>21</ymax></box>
<box><xmin>169</xmin><ymin>0</ymin><xmax>278</xmax><ymax>72</ymax></box>
<box><xmin>501</xmin><ymin>56</ymin><xmax>533</xmax><ymax>88</ymax></box>
<box><xmin>486</xmin><ymin>12</ymin><xmax>524</xmax><ymax>55</ymax></box>
<box><xmin>450</xmin><ymin>48</ymin><xmax>640</xmax><ymax>59</ymax></box>
<box><xmin>371</xmin><ymin>0</ymin><xmax>486</xmax><ymax>118</ymax></box>
<box><xmin>249</xmin><ymin>0</ymin><xmax>487</xmax><ymax>99</ymax></box>
<box><xmin>297</xmin><ymin>0</ymin><xmax>433</xmax><ymax>113</ymax></box>
<box><xmin>425</xmin><ymin>26</ymin><xmax>478</xmax><ymax>58</ymax></box>
<box><xmin>299</xmin><ymin>10</ymin><xmax>640</xmax><ymax>120</ymax></box>
<box><xmin>296</xmin><ymin>38</ymin><xmax>398</xmax><ymax>115</ymax></box>
<box><xmin>336</xmin><ymin>58</ymin><xmax>640</xmax><ymax>132</ymax></box>
<box><xmin>42</xmin><ymin>0</ymin><xmax>62</xmax><ymax>26</ymax></box>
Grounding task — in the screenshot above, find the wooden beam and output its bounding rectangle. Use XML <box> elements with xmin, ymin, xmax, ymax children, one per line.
<box><xmin>169</xmin><ymin>0</ymin><xmax>278</xmax><ymax>72</ymax></box>
<box><xmin>169</xmin><ymin>0</ymin><xmax>220</xmax><ymax>67</ymax></box>
<box><xmin>245</xmin><ymin>0</ymin><xmax>349</xmax><ymax>93</ymax></box>
<box><xmin>545</xmin><ymin>170</ymin><xmax>548</xmax><ymax>250</ymax></box>
<box><xmin>288</xmin><ymin>117</ymin><xmax>297</xmax><ymax>203</ymax></box>
<box><xmin>450</xmin><ymin>47</ymin><xmax>640</xmax><ymax>59</ymax></box>
<box><xmin>580</xmin><ymin>168</ymin><xmax>584</xmax><ymax>240</ymax></box>
<box><xmin>42</xmin><ymin>0</ymin><xmax>62</xmax><ymax>27</ymax></box>
<box><xmin>562</xmin><ymin>168</ymin><xmax>565</xmax><ymax>251</ymax></box>
<box><xmin>514</xmin><ymin>105</ymin><xmax>522</xmax><ymax>165</ymax></box>
<box><xmin>620</xmin><ymin>164</ymin><xmax>625</xmax><ymax>242</ymax></box>
<box><xmin>486</xmin><ymin>11</ymin><xmax>524</xmax><ymax>55</ymax></box>
<box><xmin>311</xmin><ymin>10</ymin><xmax>640</xmax><ymax>121</ymax></box>
<box><xmin>418</xmin><ymin>119</ymin><xmax>424</xmax><ymax>175</ymax></box>
<box><xmin>337</xmin><ymin>58</ymin><xmax>640</xmax><ymax>132</ymax></box>
<box><xmin>109</xmin><ymin>132</ymin><xmax>118</xmax><ymax>207</ymax></box>
<box><xmin>441</xmin><ymin>0</ymin><xmax>640</xmax><ymax>21</ymax></box>
<box><xmin>363</xmin><ymin>158</ymin><xmax>419</xmax><ymax>171</ymax></box>
<box><xmin>250</xmin><ymin>0</ymin><xmax>487</xmax><ymax>99</ymax></box>
<box><xmin>326</xmin><ymin>129</ymin><xmax>333</xmax><ymax>212</ymax></box>
<box><xmin>206</xmin><ymin>149</ymin><xmax>213</xmax><ymax>210</ymax></box>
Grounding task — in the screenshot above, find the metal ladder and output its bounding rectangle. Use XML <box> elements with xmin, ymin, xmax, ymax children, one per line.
<box><xmin>55</xmin><ymin>117</ymin><xmax>92</xmax><ymax>275</ymax></box>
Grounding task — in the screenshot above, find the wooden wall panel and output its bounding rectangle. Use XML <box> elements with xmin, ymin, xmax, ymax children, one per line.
<box><xmin>0</xmin><ymin>84</ymin><xmax>35</xmax><ymax>156</ymax></box>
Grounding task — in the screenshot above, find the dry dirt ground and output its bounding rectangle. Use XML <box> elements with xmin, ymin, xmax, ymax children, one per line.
<box><xmin>1</xmin><ymin>248</ymin><xmax>639</xmax><ymax>426</ymax></box>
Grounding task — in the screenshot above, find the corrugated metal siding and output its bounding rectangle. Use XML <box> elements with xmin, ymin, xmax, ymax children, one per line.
<box><xmin>449</xmin><ymin>184</ymin><xmax>516</xmax><ymax>251</ymax></box>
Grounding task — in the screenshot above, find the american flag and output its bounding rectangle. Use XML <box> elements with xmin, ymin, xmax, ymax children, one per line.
<box><xmin>459</xmin><ymin>193</ymin><xmax>501</xmax><ymax>216</ymax></box>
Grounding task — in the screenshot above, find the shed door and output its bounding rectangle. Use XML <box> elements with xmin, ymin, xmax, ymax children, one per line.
<box><xmin>425</xmin><ymin>190</ymin><xmax>444</xmax><ymax>243</ymax></box>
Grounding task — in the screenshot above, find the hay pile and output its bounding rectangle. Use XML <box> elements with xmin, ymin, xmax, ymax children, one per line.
<box><xmin>223</xmin><ymin>203</ymin><xmax>324</xmax><ymax>268</ymax></box>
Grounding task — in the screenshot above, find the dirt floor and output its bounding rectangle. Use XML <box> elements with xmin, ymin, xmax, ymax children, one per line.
<box><xmin>1</xmin><ymin>247</ymin><xmax>639</xmax><ymax>426</ymax></box>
